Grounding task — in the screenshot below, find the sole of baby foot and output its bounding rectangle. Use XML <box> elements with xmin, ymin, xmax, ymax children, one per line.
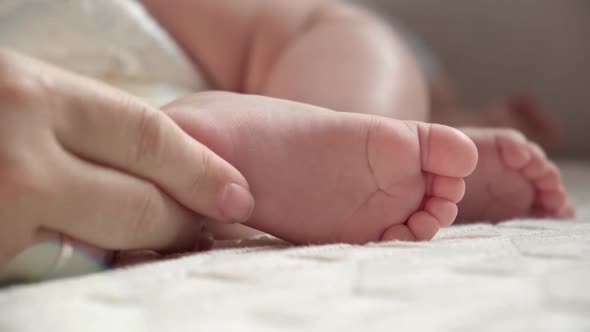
<box><xmin>165</xmin><ymin>93</ymin><xmax>478</xmax><ymax>244</ymax></box>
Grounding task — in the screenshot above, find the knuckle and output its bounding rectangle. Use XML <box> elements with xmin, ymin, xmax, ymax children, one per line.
<box><xmin>0</xmin><ymin>51</ymin><xmax>52</xmax><ymax>109</ymax></box>
<box><xmin>131</xmin><ymin>106</ymin><xmax>167</xmax><ymax>166</ymax></box>
<box><xmin>0</xmin><ymin>159</ymin><xmax>49</xmax><ymax>206</ymax></box>
<box><xmin>0</xmin><ymin>53</ymin><xmax>64</xmax><ymax>125</ymax></box>
<box><xmin>0</xmin><ymin>78</ymin><xmax>42</xmax><ymax>110</ymax></box>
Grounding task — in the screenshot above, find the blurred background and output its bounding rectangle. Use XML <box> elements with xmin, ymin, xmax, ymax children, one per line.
<box><xmin>358</xmin><ymin>0</ymin><xmax>590</xmax><ymax>157</ymax></box>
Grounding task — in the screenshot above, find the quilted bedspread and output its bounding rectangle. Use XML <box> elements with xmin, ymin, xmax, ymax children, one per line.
<box><xmin>1</xmin><ymin>162</ymin><xmax>589</xmax><ymax>332</ymax></box>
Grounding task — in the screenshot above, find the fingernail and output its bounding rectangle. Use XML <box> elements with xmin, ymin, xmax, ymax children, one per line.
<box><xmin>220</xmin><ymin>183</ymin><xmax>254</xmax><ymax>223</ymax></box>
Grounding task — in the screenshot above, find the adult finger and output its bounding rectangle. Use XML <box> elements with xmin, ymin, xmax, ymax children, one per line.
<box><xmin>43</xmin><ymin>152</ymin><xmax>208</xmax><ymax>252</ymax></box>
<box><xmin>39</xmin><ymin>60</ymin><xmax>255</xmax><ymax>224</ymax></box>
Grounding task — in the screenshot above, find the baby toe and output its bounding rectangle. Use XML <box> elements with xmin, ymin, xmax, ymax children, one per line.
<box><xmin>496</xmin><ymin>130</ymin><xmax>532</xmax><ymax>169</ymax></box>
<box><xmin>407</xmin><ymin>211</ymin><xmax>440</xmax><ymax>241</ymax></box>
<box><xmin>380</xmin><ymin>224</ymin><xmax>416</xmax><ymax>242</ymax></box>
<box><xmin>424</xmin><ymin>197</ymin><xmax>458</xmax><ymax>228</ymax></box>
<box><xmin>429</xmin><ymin>175</ymin><xmax>466</xmax><ymax>203</ymax></box>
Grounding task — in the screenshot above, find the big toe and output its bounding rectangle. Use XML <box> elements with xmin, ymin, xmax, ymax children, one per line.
<box><xmin>414</xmin><ymin>123</ymin><xmax>478</xmax><ymax>178</ymax></box>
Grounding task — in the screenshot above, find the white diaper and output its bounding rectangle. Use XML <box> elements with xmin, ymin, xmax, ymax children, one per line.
<box><xmin>0</xmin><ymin>0</ymin><xmax>208</xmax><ymax>106</ymax></box>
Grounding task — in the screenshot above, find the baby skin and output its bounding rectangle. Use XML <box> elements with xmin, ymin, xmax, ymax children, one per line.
<box><xmin>163</xmin><ymin>92</ymin><xmax>572</xmax><ymax>245</ymax></box>
<box><xmin>143</xmin><ymin>0</ymin><xmax>573</xmax><ymax>245</ymax></box>
<box><xmin>165</xmin><ymin>92</ymin><xmax>477</xmax><ymax>244</ymax></box>
<box><xmin>456</xmin><ymin>128</ymin><xmax>573</xmax><ymax>222</ymax></box>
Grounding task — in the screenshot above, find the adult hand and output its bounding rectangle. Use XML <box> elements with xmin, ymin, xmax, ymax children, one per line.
<box><xmin>0</xmin><ymin>49</ymin><xmax>254</xmax><ymax>267</ymax></box>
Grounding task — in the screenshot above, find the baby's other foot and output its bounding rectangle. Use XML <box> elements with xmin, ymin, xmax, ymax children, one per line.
<box><xmin>481</xmin><ymin>95</ymin><xmax>563</xmax><ymax>152</ymax></box>
<box><xmin>434</xmin><ymin>95</ymin><xmax>562</xmax><ymax>152</ymax></box>
<box><xmin>457</xmin><ymin>127</ymin><xmax>574</xmax><ymax>222</ymax></box>
<box><xmin>164</xmin><ymin>92</ymin><xmax>478</xmax><ymax>244</ymax></box>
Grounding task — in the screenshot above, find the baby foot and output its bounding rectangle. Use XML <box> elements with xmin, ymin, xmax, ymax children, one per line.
<box><xmin>457</xmin><ymin>127</ymin><xmax>574</xmax><ymax>223</ymax></box>
<box><xmin>434</xmin><ymin>95</ymin><xmax>562</xmax><ymax>152</ymax></box>
<box><xmin>164</xmin><ymin>92</ymin><xmax>477</xmax><ymax>244</ymax></box>
<box><xmin>481</xmin><ymin>95</ymin><xmax>563</xmax><ymax>152</ymax></box>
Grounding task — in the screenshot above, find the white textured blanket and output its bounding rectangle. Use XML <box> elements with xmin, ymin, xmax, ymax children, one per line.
<box><xmin>1</xmin><ymin>162</ymin><xmax>589</xmax><ymax>332</ymax></box>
